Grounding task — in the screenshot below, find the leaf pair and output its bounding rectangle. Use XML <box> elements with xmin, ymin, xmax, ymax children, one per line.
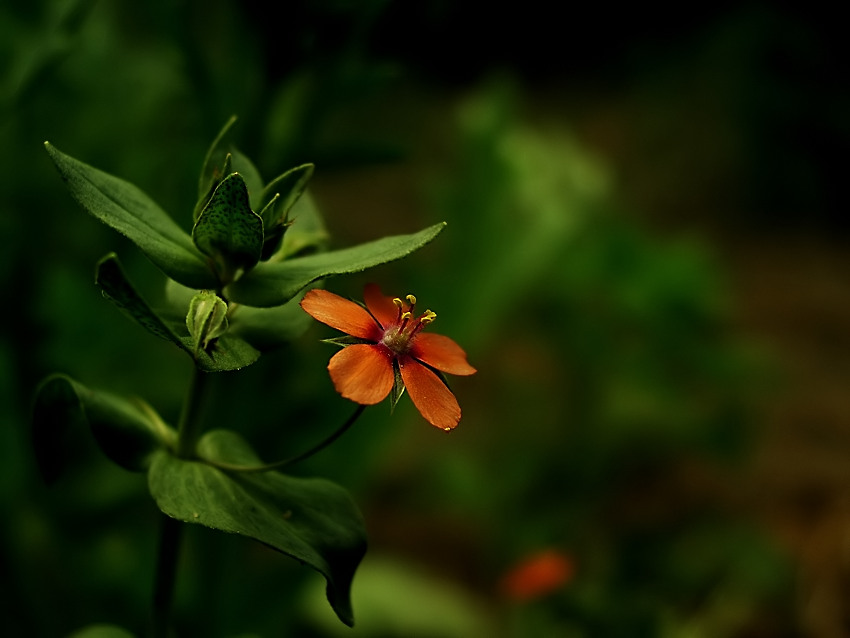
<box><xmin>45</xmin><ymin>135</ymin><xmax>444</xmax><ymax>309</ymax></box>
<box><xmin>45</xmin><ymin>129</ymin><xmax>443</xmax><ymax>365</ymax></box>
<box><xmin>32</xmin><ymin>375</ymin><xmax>366</xmax><ymax>627</ymax></box>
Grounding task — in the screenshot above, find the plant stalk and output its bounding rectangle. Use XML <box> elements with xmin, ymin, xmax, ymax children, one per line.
<box><xmin>151</xmin><ymin>366</ymin><xmax>210</xmax><ymax>636</ymax></box>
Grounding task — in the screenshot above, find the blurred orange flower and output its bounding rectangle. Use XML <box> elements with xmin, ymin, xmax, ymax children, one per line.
<box><xmin>499</xmin><ymin>549</ymin><xmax>574</xmax><ymax>602</ymax></box>
<box><xmin>300</xmin><ymin>283</ymin><xmax>476</xmax><ymax>430</ymax></box>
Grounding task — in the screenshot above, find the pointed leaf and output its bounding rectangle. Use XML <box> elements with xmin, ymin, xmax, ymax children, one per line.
<box><xmin>259</xmin><ymin>163</ymin><xmax>314</xmax><ymax>229</ymax></box>
<box><xmin>226</xmin><ymin>222</ymin><xmax>446</xmax><ymax>307</ymax></box>
<box><xmin>32</xmin><ymin>374</ymin><xmax>175</xmax><ymax>481</ymax></box>
<box><xmin>192</xmin><ymin>173</ymin><xmax>264</xmax><ymax>284</ymax></box>
<box><xmin>148</xmin><ymin>429</ymin><xmax>366</xmax><ymax>627</ymax></box>
<box><xmin>44</xmin><ymin>142</ymin><xmax>216</xmax><ymax>289</ymax></box>
<box><xmin>230</xmin><ymin>148</ymin><xmax>265</xmax><ymax>211</ymax></box>
<box><xmin>195</xmin><ymin>117</ymin><xmax>264</xmax><ymax>212</ymax></box>
<box><xmin>390</xmin><ymin>362</ymin><xmax>406</xmax><ymax>412</ymax></box>
<box><xmin>279</xmin><ymin>191</ymin><xmax>329</xmax><ymax>260</ymax></box>
<box><xmin>258</xmin><ymin>194</ymin><xmax>291</xmax><ymax>261</ymax></box>
<box><xmin>196</xmin><ymin>115</ymin><xmax>238</xmax><ymax>201</ymax></box>
<box><xmin>95</xmin><ymin>253</ymin><xmax>181</xmax><ymax>343</ymax></box>
<box><xmin>193</xmin><ymin>152</ymin><xmax>232</xmax><ymax>222</ymax></box>
<box><xmin>95</xmin><ymin>254</ymin><xmax>260</xmax><ymax>372</ymax></box>
<box><xmin>257</xmin><ymin>164</ymin><xmax>315</xmax><ymax>261</ymax></box>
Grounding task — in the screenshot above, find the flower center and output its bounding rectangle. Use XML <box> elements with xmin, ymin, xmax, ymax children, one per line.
<box><xmin>380</xmin><ymin>293</ymin><xmax>436</xmax><ymax>355</ymax></box>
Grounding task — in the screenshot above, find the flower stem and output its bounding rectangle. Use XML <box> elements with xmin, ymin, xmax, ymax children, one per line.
<box><xmin>202</xmin><ymin>404</ymin><xmax>366</xmax><ymax>474</ymax></box>
<box><xmin>176</xmin><ymin>367</ymin><xmax>210</xmax><ymax>458</ymax></box>
<box><xmin>151</xmin><ymin>366</ymin><xmax>210</xmax><ymax>636</ymax></box>
<box><xmin>151</xmin><ymin>515</ymin><xmax>181</xmax><ymax>638</ymax></box>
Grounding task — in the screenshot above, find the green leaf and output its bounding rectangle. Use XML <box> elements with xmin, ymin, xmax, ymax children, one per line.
<box><xmin>259</xmin><ymin>163</ymin><xmax>314</xmax><ymax>229</ymax></box>
<box><xmin>390</xmin><ymin>362</ymin><xmax>406</xmax><ymax>413</ymax></box>
<box><xmin>230</xmin><ymin>148</ymin><xmax>265</xmax><ymax>211</ymax></box>
<box><xmin>228</xmin><ymin>293</ymin><xmax>314</xmax><ymax>350</ymax></box>
<box><xmin>148</xmin><ymin>429</ymin><xmax>366</xmax><ymax>627</ymax></box>
<box><xmin>95</xmin><ymin>254</ymin><xmax>260</xmax><ymax>372</ymax></box>
<box><xmin>196</xmin><ymin>115</ymin><xmax>238</xmax><ymax>202</ymax></box>
<box><xmin>44</xmin><ymin>142</ymin><xmax>217</xmax><ymax>289</ymax></box>
<box><xmin>32</xmin><ymin>374</ymin><xmax>174</xmax><ymax>481</ymax></box>
<box><xmin>195</xmin><ymin>117</ymin><xmax>264</xmax><ymax>212</ymax></box>
<box><xmin>279</xmin><ymin>191</ymin><xmax>329</xmax><ymax>260</ymax></box>
<box><xmin>193</xmin><ymin>151</ymin><xmax>232</xmax><ymax>222</ymax></box>
<box><xmin>68</xmin><ymin>624</ymin><xmax>137</xmax><ymax>638</ymax></box>
<box><xmin>192</xmin><ymin>173</ymin><xmax>264</xmax><ymax>284</ymax></box>
<box><xmin>258</xmin><ymin>164</ymin><xmax>315</xmax><ymax>261</ymax></box>
<box><xmin>167</xmin><ymin>280</ymin><xmax>313</xmax><ymax>351</ymax></box>
<box><xmin>226</xmin><ymin>222</ymin><xmax>446</xmax><ymax>307</ymax></box>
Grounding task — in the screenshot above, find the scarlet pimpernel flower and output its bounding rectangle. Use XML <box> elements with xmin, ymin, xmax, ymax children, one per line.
<box><xmin>300</xmin><ymin>284</ymin><xmax>476</xmax><ymax>430</ymax></box>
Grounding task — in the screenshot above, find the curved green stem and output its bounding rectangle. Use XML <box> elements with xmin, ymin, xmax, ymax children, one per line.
<box><xmin>202</xmin><ymin>404</ymin><xmax>366</xmax><ymax>474</ymax></box>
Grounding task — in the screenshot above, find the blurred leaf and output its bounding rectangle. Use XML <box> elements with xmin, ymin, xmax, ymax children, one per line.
<box><xmin>68</xmin><ymin>624</ymin><xmax>136</xmax><ymax>638</ymax></box>
<box><xmin>44</xmin><ymin>142</ymin><xmax>217</xmax><ymax>289</ymax></box>
<box><xmin>303</xmin><ymin>555</ymin><xmax>494</xmax><ymax>637</ymax></box>
<box><xmin>226</xmin><ymin>222</ymin><xmax>446</xmax><ymax>307</ymax></box>
<box><xmin>96</xmin><ymin>254</ymin><xmax>260</xmax><ymax>372</ymax></box>
<box><xmin>32</xmin><ymin>374</ymin><xmax>174</xmax><ymax>481</ymax></box>
<box><xmin>148</xmin><ymin>429</ymin><xmax>366</xmax><ymax>627</ymax></box>
<box><xmin>280</xmin><ymin>191</ymin><xmax>329</xmax><ymax>259</ymax></box>
<box><xmin>192</xmin><ymin>173</ymin><xmax>264</xmax><ymax>284</ymax></box>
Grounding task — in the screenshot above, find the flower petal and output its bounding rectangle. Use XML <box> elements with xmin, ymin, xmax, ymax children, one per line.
<box><xmin>328</xmin><ymin>344</ymin><xmax>394</xmax><ymax>405</ymax></box>
<box><xmin>410</xmin><ymin>333</ymin><xmax>477</xmax><ymax>376</ymax></box>
<box><xmin>362</xmin><ymin>283</ymin><xmax>399</xmax><ymax>329</ymax></box>
<box><xmin>398</xmin><ymin>357</ymin><xmax>462</xmax><ymax>429</ymax></box>
<box><xmin>300</xmin><ymin>289</ymin><xmax>382</xmax><ymax>340</ymax></box>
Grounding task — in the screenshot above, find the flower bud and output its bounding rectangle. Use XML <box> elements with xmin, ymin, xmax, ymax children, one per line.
<box><xmin>186</xmin><ymin>290</ymin><xmax>229</xmax><ymax>356</ymax></box>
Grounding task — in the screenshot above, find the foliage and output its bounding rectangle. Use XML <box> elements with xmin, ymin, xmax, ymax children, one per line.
<box><xmin>1</xmin><ymin>1</ymin><xmax>817</xmax><ymax>636</ymax></box>
<box><xmin>32</xmin><ymin>117</ymin><xmax>443</xmax><ymax>632</ymax></box>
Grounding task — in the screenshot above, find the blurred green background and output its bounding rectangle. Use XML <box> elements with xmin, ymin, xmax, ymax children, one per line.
<box><xmin>3</xmin><ymin>1</ymin><xmax>848</xmax><ymax>636</ymax></box>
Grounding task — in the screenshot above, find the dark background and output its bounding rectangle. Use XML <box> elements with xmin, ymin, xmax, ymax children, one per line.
<box><xmin>2</xmin><ymin>1</ymin><xmax>848</xmax><ymax>635</ymax></box>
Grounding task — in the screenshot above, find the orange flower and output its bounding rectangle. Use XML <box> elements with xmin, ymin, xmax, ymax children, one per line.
<box><xmin>499</xmin><ymin>549</ymin><xmax>574</xmax><ymax>602</ymax></box>
<box><xmin>300</xmin><ymin>284</ymin><xmax>476</xmax><ymax>430</ymax></box>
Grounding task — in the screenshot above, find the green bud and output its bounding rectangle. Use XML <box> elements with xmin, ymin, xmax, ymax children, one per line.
<box><xmin>192</xmin><ymin>172</ymin><xmax>264</xmax><ymax>285</ymax></box>
<box><xmin>186</xmin><ymin>291</ymin><xmax>229</xmax><ymax>356</ymax></box>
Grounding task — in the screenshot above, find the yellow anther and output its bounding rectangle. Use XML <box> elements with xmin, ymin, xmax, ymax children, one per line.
<box><xmin>406</xmin><ymin>294</ymin><xmax>417</xmax><ymax>306</ymax></box>
<box><xmin>420</xmin><ymin>310</ymin><xmax>437</xmax><ymax>324</ymax></box>
<box><xmin>393</xmin><ymin>298</ymin><xmax>404</xmax><ymax>308</ymax></box>
<box><xmin>401</xmin><ymin>311</ymin><xmax>412</xmax><ymax>321</ymax></box>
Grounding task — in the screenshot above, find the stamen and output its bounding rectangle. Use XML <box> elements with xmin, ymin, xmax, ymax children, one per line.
<box><xmin>393</xmin><ymin>298</ymin><xmax>404</xmax><ymax>322</ymax></box>
<box><xmin>410</xmin><ymin>309</ymin><xmax>436</xmax><ymax>338</ymax></box>
<box><xmin>406</xmin><ymin>294</ymin><xmax>417</xmax><ymax>306</ymax></box>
